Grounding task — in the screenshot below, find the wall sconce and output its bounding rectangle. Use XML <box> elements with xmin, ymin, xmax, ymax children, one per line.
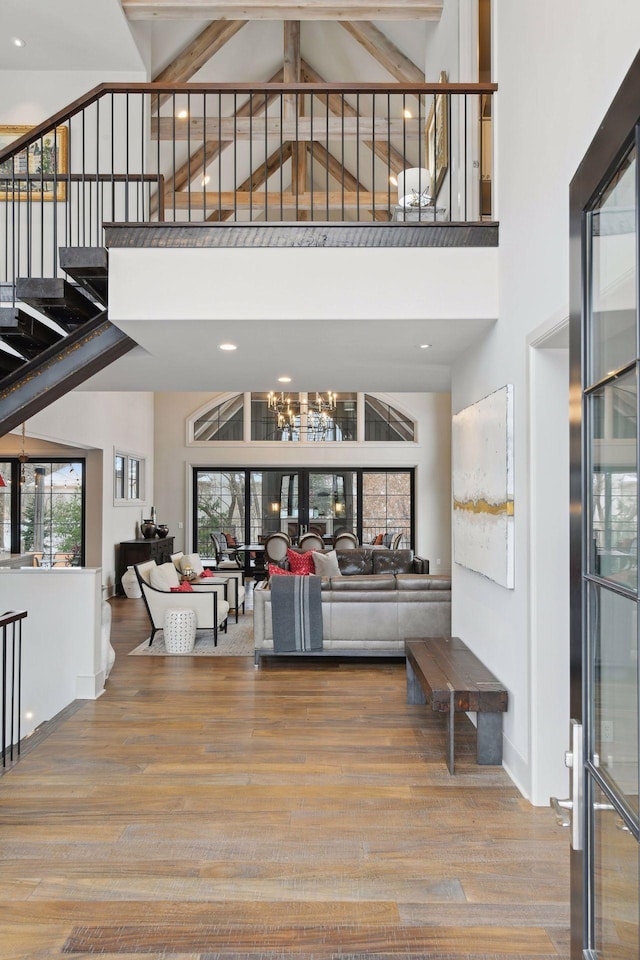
<box><xmin>270</xmin><ymin>501</ymin><xmax>280</xmax><ymax>513</ymax></box>
<box><xmin>335</xmin><ymin>501</ymin><xmax>344</xmax><ymax>514</ymax></box>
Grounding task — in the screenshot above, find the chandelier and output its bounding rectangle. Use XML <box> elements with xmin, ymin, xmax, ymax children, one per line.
<box><xmin>267</xmin><ymin>391</ymin><xmax>337</xmax><ymax>436</ymax></box>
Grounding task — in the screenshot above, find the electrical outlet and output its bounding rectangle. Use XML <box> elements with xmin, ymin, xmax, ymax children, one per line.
<box><xmin>436</xmin><ymin>558</ymin><xmax>441</xmax><ymax>566</ymax></box>
<box><xmin>178</xmin><ymin>521</ymin><xmax>184</xmax><ymax>529</ymax></box>
<box><xmin>601</xmin><ymin>720</ymin><xmax>614</xmax><ymax>743</ymax></box>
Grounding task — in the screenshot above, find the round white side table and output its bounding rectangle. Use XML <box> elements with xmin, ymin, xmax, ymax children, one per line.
<box><xmin>163</xmin><ymin>608</ymin><xmax>197</xmax><ymax>653</ymax></box>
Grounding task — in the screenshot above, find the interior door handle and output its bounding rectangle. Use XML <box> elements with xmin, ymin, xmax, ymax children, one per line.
<box><xmin>550</xmin><ymin>796</ymin><xmax>572</xmax><ymax>828</ymax></box>
<box><xmin>552</xmin><ymin>719</ymin><xmax>583</xmax><ymax>850</ymax></box>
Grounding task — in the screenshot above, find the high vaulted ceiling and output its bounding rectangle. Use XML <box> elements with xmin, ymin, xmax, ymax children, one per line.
<box><xmin>2</xmin><ymin>0</ymin><xmax>498</xmax><ymax>395</ymax></box>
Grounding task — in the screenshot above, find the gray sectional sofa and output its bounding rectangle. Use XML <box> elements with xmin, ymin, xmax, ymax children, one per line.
<box><xmin>253</xmin><ymin>548</ymin><xmax>452</xmax><ymax>658</ymax></box>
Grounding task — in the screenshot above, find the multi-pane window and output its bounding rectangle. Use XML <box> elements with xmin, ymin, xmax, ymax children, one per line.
<box><xmin>114</xmin><ymin>451</ymin><xmax>144</xmax><ymax>503</ymax></box>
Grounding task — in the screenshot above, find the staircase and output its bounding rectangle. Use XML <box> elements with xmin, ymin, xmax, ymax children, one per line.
<box><xmin>0</xmin><ymin>248</ymin><xmax>136</xmax><ymax>435</ymax></box>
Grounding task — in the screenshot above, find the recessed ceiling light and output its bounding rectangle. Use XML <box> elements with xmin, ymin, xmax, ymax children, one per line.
<box><xmin>219</xmin><ymin>342</ymin><xmax>237</xmax><ymax>351</ymax></box>
<box><xmin>418</xmin><ymin>343</ymin><xmax>432</xmax><ymax>349</ymax></box>
<box><xmin>177</xmin><ymin>109</ymin><xmax>188</xmax><ymax>119</ymax></box>
<box><xmin>11</xmin><ymin>37</ymin><xmax>26</xmax><ymax>48</ymax></box>
<box><xmin>278</xmin><ymin>376</ymin><xmax>292</xmax><ymax>383</ymax></box>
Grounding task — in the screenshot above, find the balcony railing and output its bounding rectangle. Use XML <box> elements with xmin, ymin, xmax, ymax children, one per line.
<box><xmin>0</xmin><ymin>80</ymin><xmax>496</xmax><ymax>295</ymax></box>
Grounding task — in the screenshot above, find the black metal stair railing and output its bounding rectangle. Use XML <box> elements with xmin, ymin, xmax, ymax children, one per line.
<box><xmin>1</xmin><ymin>609</ymin><xmax>26</xmax><ymax>769</ymax></box>
<box><xmin>0</xmin><ymin>80</ymin><xmax>496</xmax><ymax>419</ymax></box>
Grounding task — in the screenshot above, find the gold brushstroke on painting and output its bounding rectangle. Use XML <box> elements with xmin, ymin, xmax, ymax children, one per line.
<box><xmin>454</xmin><ymin>498</ymin><xmax>514</xmax><ymax>517</ymax></box>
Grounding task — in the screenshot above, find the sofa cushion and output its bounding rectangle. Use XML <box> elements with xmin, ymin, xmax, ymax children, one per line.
<box><xmin>372</xmin><ymin>549</ymin><xmax>414</xmax><ymax>575</ymax></box>
<box><xmin>287</xmin><ymin>548</ymin><xmax>316</xmax><ymax>575</ymax></box>
<box><xmin>395</xmin><ymin>573</ymin><xmax>452</xmax><ymax>590</ymax></box>
<box><xmin>150</xmin><ymin>562</ymin><xmax>181</xmax><ymax>591</ymax></box>
<box><xmin>335</xmin><ymin>548</ymin><xmax>374</xmax><ymax>576</ymax></box>
<box><xmin>328</xmin><ymin>574</ymin><xmax>396</xmax><ymax>591</ymax></box>
<box><xmin>312</xmin><ymin>550</ymin><xmax>342</xmax><ymax>578</ymax></box>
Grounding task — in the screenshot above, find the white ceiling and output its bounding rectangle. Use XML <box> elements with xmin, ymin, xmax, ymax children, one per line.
<box><xmin>81</xmin><ymin>315</ymin><xmax>495</xmax><ymax>392</ymax></box>
<box><xmin>1</xmin><ymin>0</ymin><xmax>144</xmax><ymax>72</ymax></box>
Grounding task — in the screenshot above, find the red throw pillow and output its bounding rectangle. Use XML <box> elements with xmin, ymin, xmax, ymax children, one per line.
<box><xmin>170</xmin><ymin>582</ymin><xmax>194</xmax><ymax>592</ymax></box>
<box><xmin>268</xmin><ymin>563</ymin><xmax>296</xmax><ymax>577</ymax></box>
<box><xmin>224</xmin><ymin>532</ymin><xmax>238</xmax><ymax>547</ymax></box>
<box><xmin>201</xmin><ymin>569</ymin><xmax>215</xmax><ymax>577</ymax></box>
<box><xmin>373</xmin><ymin>533</ymin><xmax>384</xmax><ymax>545</ymax></box>
<box><xmin>287</xmin><ymin>548</ymin><xmax>316</xmax><ymax>575</ymax></box>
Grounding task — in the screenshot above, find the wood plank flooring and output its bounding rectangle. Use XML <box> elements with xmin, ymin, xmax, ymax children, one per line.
<box><xmin>0</xmin><ymin>596</ymin><xmax>570</xmax><ymax>959</ymax></box>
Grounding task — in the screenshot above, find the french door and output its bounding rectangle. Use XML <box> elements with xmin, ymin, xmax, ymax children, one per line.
<box><xmin>193</xmin><ymin>467</ymin><xmax>414</xmax><ymax>555</ymax></box>
<box><xmin>569</xmin><ymin>52</ymin><xmax>640</xmax><ymax>959</ymax></box>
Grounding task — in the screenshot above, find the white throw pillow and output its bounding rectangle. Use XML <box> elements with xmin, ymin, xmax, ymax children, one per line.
<box><xmin>180</xmin><ymin>553</ymin><xmax>204</xmax><ymax>575</ymax></box>
<box><xmin>150</xmin><ymin>562</ymin><xmax>181</xmax><ymax>591</ymax></box>
<box><xmin>312</xmin><ymin>550</ymin><xmax>342</xmax><ymax>578</ymax></box>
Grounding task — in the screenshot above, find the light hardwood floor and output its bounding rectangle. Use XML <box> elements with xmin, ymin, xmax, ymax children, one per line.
<box><xmin>0</xmin><ymin>596</ymin><xmax>570</xmax><ymax>959</ymax></box>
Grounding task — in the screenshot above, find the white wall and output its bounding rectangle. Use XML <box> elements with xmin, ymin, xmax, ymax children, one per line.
<box><xmin>8</xmin><ymin>392</ymin><xmax>155</xmax><ymax>594</ymax></box>
<box><xmin>451</xmin><ymin>3</ymin><xmax>640</xmax><ymax>800</ymax></box>
<box><xmin>0</xmin><ymin>70</ymin><xmax>146</xmax><ymax>126</ymax></box>
<box><xmin>0</xmin><ymin>568</ymin><xmax>104</xmax><ymax>741</ymax></box>
<box><xmin>153</xmin><ymin>391</ymin><xmax>452</xmax><ymax>572</ymax></box>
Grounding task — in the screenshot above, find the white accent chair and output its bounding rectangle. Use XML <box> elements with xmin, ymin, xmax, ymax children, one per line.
<box><xmin>135</xmin><ymin>560</ymin><xmax>229</xmax><ymax>646</ymax></box>
<box><xmin>172</xmin><ymin>550</ymin><xmax>246</xmax><ymax>623</ymax></box>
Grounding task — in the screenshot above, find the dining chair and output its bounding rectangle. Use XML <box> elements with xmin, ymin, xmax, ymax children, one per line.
<box><xmin>333</xmin><ymin>531</ymin><xmax>359</xmax><ymax>550</ymax></box>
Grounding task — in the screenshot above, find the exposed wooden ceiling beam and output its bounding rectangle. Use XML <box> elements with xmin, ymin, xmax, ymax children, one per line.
<box><xmin>156</xmin><ymin>68</ymin><xmax>283</xmax><ymax>212</ymax></box>
<box><xmin>339</xmin><ymin>21</ymin><xmax>424</xmax><ymax>83</ymax></box>
<box><xmin>307</xmin><ymin>141</ymin><xmax>390</xmax><ymax>221</ymax></box>
<box><xmin>152</xmin><ymin>116</ymin><xmax>422</xmax><ymax>140</ymax></box>
<box><xmin>152</xmin><ymin>20</ymin><xmax>248</xmax><ymax>84</ymax></box>
<box><xmin>208</xmin><ymin>141</ymin><xmax>293</xmax><ymax>220</ymax></box>
<box><xmin>301</xmin><ymin>61</ymin><xmax>407</xmax><ymax>174</ymax></box>
<box><xmin>122</xmin><ymin>1</ymin><xmax>443</xmax><ymax>21</ymax></box>
<box><xmin>171</xmin><ymin>189</ymin><xmax>394</xmax><ymax>209</ymax></box>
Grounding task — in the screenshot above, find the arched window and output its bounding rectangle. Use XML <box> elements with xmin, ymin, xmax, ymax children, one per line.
<box><xmin>189</xmin><ymin>393</ymin><xmax>415</xmax><ymax>443</ymax></box>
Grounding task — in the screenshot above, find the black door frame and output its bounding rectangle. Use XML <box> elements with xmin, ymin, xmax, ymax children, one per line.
<box><xmin>569</xmin><ymin>49</ymin><xmax>640</xmax><ymax>959</ymax></box>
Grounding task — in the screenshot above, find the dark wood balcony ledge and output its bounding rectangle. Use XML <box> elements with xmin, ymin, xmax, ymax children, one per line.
<box><xmin>103</xmin><ymin>221</ymin><xmax>499</xmax><ymax>250</ymax></box>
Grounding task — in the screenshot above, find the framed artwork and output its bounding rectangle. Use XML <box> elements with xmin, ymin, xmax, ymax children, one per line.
<box><xmin>452</xmin><ymin>384</ymin><xmax>515</xmax><ymax>589</ymax></box>
<box><xmin>425</xmin><ymin>70</ymin><xmax>449</xmax><ymax>199</ymax></box>
<box><xmin>0</xmin><ymin>125</ymin><xmax>68</xmax><ymax>202</ymax></box>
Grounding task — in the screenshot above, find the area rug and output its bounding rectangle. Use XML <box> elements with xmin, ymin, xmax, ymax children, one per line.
<box><xmin>129</xmin><ymin>615</ymin><xmax>254</xmax><ymax>657</ymax></box>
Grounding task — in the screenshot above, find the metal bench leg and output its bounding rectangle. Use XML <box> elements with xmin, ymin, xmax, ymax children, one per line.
<box><xmin>447</xmin><ymin>685</ymin><xmax>455</xmax><ymax>775</ymax></box>
<box><xmin>476</xmin><ymin>712</ymin><xmax>503</xmax><ymax>764</ymax></box>
<box><xmin>406</xmin><ymin>660</ymin><xmax>427</xmax><ymax>704</ymax></box>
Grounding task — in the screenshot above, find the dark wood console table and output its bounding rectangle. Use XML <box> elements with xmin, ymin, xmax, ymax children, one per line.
<box><xmin>116</xmin><ymin>537</ymin><xmax>175</xmax><ymax>596</ymax></box>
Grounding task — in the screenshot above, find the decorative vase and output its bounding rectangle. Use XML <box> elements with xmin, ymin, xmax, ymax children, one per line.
<box><xmin>156</xmin><ymin>524</ymin><xmax>169</xmax><ymax>538</ymax></box>
<box><xmin>140</xmin><ymin>520</ymin><xmax>157</xmax><ymax>539</ymax></box>
<box><xmin>121</xmin><ymin>566</ymin><xmax>142</xmax><ymax>599</ymax></box>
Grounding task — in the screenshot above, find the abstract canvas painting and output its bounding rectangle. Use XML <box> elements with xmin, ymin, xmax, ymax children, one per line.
<box><xmin>452</xmin><ymin>384</ymin><xmax>514</xmax><ymax>588</ymax></box>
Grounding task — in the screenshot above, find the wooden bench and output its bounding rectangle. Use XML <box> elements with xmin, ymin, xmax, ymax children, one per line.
<box><xmin>405</xmin><ymin>637</ymin><xmax>508</xmax><ymax>774</ymax></box>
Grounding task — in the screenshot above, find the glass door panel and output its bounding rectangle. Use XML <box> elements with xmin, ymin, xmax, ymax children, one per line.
<box><xmin>590</xmin><ymin>582</ymin><xmax>638</xmax><ymax>811</ymax></box>
<box><xmin>589</xmin><ymin>146</ymin><xmax>637</xmax><ymax>384</ymax></box>
<box><xmin>593</xmin><ymin>784</ymin><xmax>640</xmax><ymax>958</ymax></box>
<box><xmin>307</xmin><ymin>471</ymin><xmax>357</xmax><ymax>541</ymax></box>
<box><xmin>250</xmin><ymin>470</ymin><xmax>301</xmax><ymax>542</ymax></box>
<box><xmin>589</xmin><ymin>371</ymin><xmax>637</xmax><ymax>586</ymax></box>
<box><xmin>19</xmin><ymin>461</ymin><xmax>84</xmax><ymax>565</ymax></box>
<box><xmin>194</xmin><ymin>470</ymin><xmax>245</xmax><ymax>556</ymax></box>
<box><xmin>362</xmin><ymin>470</ymin><xmax>412</xmax><ymax>547</ymax></box>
